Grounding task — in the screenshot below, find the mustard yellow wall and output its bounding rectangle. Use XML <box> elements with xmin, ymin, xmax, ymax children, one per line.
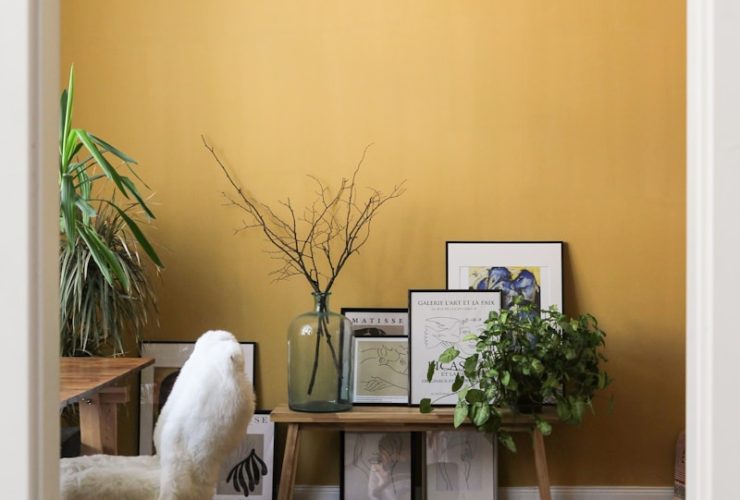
<box><xmin>62</xmin><ymin>0</ymin><xmax>685</xmax><ymax>487</ymax></box>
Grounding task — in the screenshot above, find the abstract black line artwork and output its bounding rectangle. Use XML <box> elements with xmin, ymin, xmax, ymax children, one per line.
<box><xmin>215</xmin><ymin>412</ymin><xmax>274</xmax><ymax>500</ymax></box>
<box><xmin>226</xmin><ymin>448</ymin><xmax>268</xmax><ymax>497</ymax></box>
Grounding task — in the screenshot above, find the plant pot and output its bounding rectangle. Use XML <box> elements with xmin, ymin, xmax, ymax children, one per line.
<box><xmin>287</xmin><ymin>292</ymin><xmax>353</xmax><ymax>412</ymax></box>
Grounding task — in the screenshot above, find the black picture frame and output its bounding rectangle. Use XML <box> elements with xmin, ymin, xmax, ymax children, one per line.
<box><xmin>445</xmin><ymin>241</ymin><xmax>564</xmax><ymax>312</ymax></box>
<box><xmin>341</xmin><ymin>307</ymin><xmax>409</xmax><ymax>337</ymax></box>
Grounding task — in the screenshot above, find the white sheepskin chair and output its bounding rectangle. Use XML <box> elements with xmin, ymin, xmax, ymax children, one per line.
<box><xmin>60</xmin><ymin>330</ymin><xmax>256</xmax><ymax>500</ymax></box>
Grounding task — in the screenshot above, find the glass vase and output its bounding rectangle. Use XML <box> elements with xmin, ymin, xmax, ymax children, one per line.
<box><xmin>287</xmin><ymin>292</ymin><xmax>352</xmax><ymax>412</ymax></box>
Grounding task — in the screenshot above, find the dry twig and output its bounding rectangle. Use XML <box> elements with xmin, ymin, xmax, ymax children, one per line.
<box><xmin>202</xmin><ymin>136</ymin><xmax>406</xmax><ymax>294</ymax></box>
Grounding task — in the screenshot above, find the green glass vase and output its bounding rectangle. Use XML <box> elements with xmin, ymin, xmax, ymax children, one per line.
<box><xmin>287</xmin><ymin>292</ymin><xmax>352</xmax><ymax>412</ymax></box>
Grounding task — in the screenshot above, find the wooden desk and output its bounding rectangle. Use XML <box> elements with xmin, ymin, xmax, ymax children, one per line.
<box><xmin>60</xmin><ymin>356</ymin><xmax>154</xmax><ymax>455</ymax></box>
<box><xmin>271</xmin><ymin>404</ymin><xmax>557</xmax><ymax>500</ymax></box>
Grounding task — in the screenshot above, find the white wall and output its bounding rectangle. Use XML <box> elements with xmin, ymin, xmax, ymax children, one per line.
<box><xmin>0</xmin><ymin>0</ymin><xmax>59</xmax><ymax>498</ymax></box>
<box><xmin>687</xmin><ymin>0</ymin><xmax>740</xmax><ymax>498</ymax></box>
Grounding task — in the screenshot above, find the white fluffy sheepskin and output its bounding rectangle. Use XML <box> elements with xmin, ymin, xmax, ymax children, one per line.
<box><xmin>60</xmin><ymin>330</ymin><xmax>256</xmax><ymax>500</ymax></box>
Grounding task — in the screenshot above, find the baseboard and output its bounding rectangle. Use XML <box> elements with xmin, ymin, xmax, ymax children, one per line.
<box><xmin>293</xmin><ymin>485</ymin><xmax>675</xmax><ymax>500</ymax></box>
<box><xmin>500</xmin><ymin>487</ymin><xmax>674</xmax><ymax>500</ymax></box>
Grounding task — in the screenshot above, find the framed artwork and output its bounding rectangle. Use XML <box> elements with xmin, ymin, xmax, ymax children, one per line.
<box><xmin>341</xmin><ymin>432</ymin><xmax>414</xmax><ymax>500</ymax></box>
<box><xmin>215</xmin><ymin>410</ymin><xmax>274</xmax><ymax>499</ymax></box>
<box><xmin>341</xmin><ymin>308</ymin><xmax>409</xmax><ymax>337</ymax></box>
<box><xmin>446</xmin><ymin>241</ymin><xmax>564</xmax><ymax>311</ymax></box>
<box><xmin>424</xmin><ymin>430</ymin><xmax>498</xmax><ymax>500</ymax></box>
<box><xmin>409</xmin><ymin>290</ymin><xmax>501</xmax><ymax>406</ymax></box>
<box><xmin>138</xmin><ymin>340</ymin><xmax>255</xmax><ymax>455</ymax></box>
<box><xmin>353</xmin><ymin>336</ymin><xmax>409</xmax><ymax>404</ymax></box>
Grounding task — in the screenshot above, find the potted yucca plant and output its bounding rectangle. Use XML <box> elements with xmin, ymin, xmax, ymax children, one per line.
<box><xmin>59</xmin><ymin>66</ymin><xmax>163</xmax><ymax>356</ymax></box>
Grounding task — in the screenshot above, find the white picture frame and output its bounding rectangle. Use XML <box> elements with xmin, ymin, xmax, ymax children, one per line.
<box><xmin>446</xmin><ymin>241</ymin><xmax>563</xmax><ymax>312</ymax></box>
<box><xmin>341</xmin><ymin>432</ymin><xmax>413</xmax><ymax>500</ymax></box>
<box><xmin>138</xmin><ymin>341</ymin><xmax>255</xmax><ymax>455</ymax></box>
<box><xmin>215</xmin><ymin>411</ymin><xmax>274</xmax><ymax>499</ymax></box>
<box><xmin>352</xmin><ymin>336</ymin><xmax>409</xmax><ymax>404</ymax></box>
<box><xmin>408</xmin><ymin>290</ymin><xmax>501</xmax><ymax>406</ymax></box>
<box><xmin>424</xmin><ymin>430</ymin><xmax>498</xmax><ymax>500</ymax></box>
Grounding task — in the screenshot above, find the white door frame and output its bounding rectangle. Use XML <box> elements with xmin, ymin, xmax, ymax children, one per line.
<box><xmin>0</xmin><ymin>0</ymin><xmax>60</xmax><ymax>498</ymax></box>
<box><xmin>687</xmin><ymin>0</ymin><xmax>740</xmax><ymax>498</ymax></box>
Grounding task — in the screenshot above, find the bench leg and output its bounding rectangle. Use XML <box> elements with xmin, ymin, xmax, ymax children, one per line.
<box><xmin>532</xmin><ymin>429</ymin><xmax>552</xmax><ymax>500</ymax></box>
<box><xmin>278</xmin><ymin>423</ymin><xmax>301</xmax><ymax>500</ymax></box>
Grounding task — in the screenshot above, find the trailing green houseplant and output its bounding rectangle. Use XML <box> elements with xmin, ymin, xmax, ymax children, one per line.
<box><xmin>59</xmin><ymin>66</ymin><xmax>162</xmax><ymax>356</ymax></box>
<box><xmin>421</xmin><ymin>300</ymin><xmax>612</xmax><ymax>452</ymax></box>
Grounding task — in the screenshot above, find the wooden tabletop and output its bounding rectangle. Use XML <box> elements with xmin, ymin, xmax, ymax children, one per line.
<box><xmin>59</xmin><ymin>356</ymin><xmax>154</xmax><ymax>407</ymax></box>
<box><xmin>270</xmin><ymin>403</ymin><xmax>557</xmax><ymax>432</ymax></box>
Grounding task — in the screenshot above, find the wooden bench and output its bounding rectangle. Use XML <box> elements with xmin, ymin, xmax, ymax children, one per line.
<box><xmin>270</xmin><ymin>404</ymin><xmax>556</xmax><ymax>500</ymax></box>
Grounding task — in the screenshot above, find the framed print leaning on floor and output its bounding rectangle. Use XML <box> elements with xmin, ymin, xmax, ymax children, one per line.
<box><xmin>215</xmin><ymin>410</ymin><xmax>275</xmax><ymax>500</ymax></box>
<box><xmin>408</xmin><ymin>290</ymin><xmax>501</xmax><ymax>406</ymax></box>
<box><xmin>138</xmin><ymin>340</ymin><xmax>256</xmax><ymax>455</ymax></box>
<box><xmin>425</xmin><ymin>430</ymin><xmax>498</xmax><ymax>500</ymax></box>
<box><xmin>341</xmin><ymin>431</ymin><xmax>414</xmax><ymax>500</ymax></box>
<box><xmin>446</xmin><ymin>241</ymin><xmax>563</xmax><ymax>311</ymax></box>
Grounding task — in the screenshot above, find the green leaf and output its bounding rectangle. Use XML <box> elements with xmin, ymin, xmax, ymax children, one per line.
<box><xmin>75</xmin><ymin>129</ymin><xmax>129</xmax><ymax>197</ymax></box>
<box><xmin>451</xmin><ymin>373</ymin><xmax>464</xmax><ymax>392</ymax></box>
<box><xmin>498</xmin><ymin>433</ymin><xmax>517</xmax><ymax>453</ymax></box>
<box><xmin>426</xmin><ymin>361</ymin><xmax>436</xmax><ymax>382</ymax></box>
<box><xmin>463</xmin><ymin>354</ymin><xmax>479</xmax><ymax>375</ymax></box>
<box><xmin>61</xmin><ymin>67</ymin><xmax>74</xmax><ymax>160</ymax></box>
<box><xmin>473</xmin><ymin>403</ymin><xmax>491</xmax><ymax>427</ymax></box>
<box><xmin>121</xmin><ymin>176</ymin><xmax>155</xmax><ymax>218</ymax></box>
<box><xmin>465</xmin><ymin>388</ymin><xmax>485</xmax><ymax>403</ymax></box>
<box><xmin>462</xmin><ymin>333</ymin><xmax>478</xmax><ymax>342</ymax></box>
<box><xmin>90</xmin><ymin>134</ymin><xmax>137</xmax><ymax>164</ymax></box>
<box><xmin>419</xmin><ymin>398</ymin><xmax>432</xmax><ymax>413</ymax></box>
<box><xmin>535</xmin><ymin>419</ymin><xmax>552</xmax><ymax>436</ymax></box>
<box><xmin>107</xmin><ymin>204</ymin><xmax>163</xmax><ymax>267</ymax></box>
<box><xmin>75</xmin><ymin>198</ymin><xmax>97</xmax><ymax>219</ymax></box>
<box><xmin>453</xmin><ymin>403</ymin><xmax>468</xmax><ymax>428</ymax></box>
<box><xmin>438</xmin><ymin>346</ymin><xmax>460</xmax><ymax>364</ymax></box>
<box><xmin>502</xmin><ymin>371</ymin><xmax>511</xmax><ymax>387</ymax></box>
<box><xmin>556</xmin><ymin>400</ymin><xmax>571</xmax><ymax>421</ymax></box>
<box><xmin>531</xmin><ymin>359</ymin><xmax>544</xmax><ymax>374</ymax></box>
<box><xmin>77</xmin><ymin>225</ymin><xmax>129</xmax><ymax>290</ymax></box>
<box><xmin>60</xmin><ymin>174</ymin><xmax>77</xmax><ymax>243</ymax></box>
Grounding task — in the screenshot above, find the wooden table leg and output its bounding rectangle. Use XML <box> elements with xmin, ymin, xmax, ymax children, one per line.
<box><xmin>79</xmin><ymin>393</ymin><xmax>118</xmax><ymax>455</ymax></box>
<box><xmin>277</xmin><ymin>423</ymin><xmax>301</xmax><ymax>500</ymax></box>
<box><xmin>532</xmin><ymin>429</ymin><xmax>552</xmax><ymax>500</ymax></box>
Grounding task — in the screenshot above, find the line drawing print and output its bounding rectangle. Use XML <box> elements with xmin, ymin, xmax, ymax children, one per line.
<box><xmin>423</xmin><ymin>317</ymin><xmax>482</xmax><ymax>357</ymax></box>
<box><xmin>346</xmin><ymin>433</ymin><xmax>411</xmax><ymax>500</ymax></box>
<box><xmin>427</xmin><ymin>431</ymin><xmax>494</xmax><ymax>495</ymax></box>
<box><xmin>356</xmin><ymin>340</ymin><xmax>408</xmax><ymax>396</ymax></box>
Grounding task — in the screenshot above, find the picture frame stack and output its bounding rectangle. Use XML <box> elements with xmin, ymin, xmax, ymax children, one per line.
<box><xmin>337</xmin><ymin>241</ymin><xmax>563</xmax><ymax>500</ymax></box>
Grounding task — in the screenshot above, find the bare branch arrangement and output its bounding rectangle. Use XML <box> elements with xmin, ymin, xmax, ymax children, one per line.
<box><xmin>202</xmin><ymin>136</ymin><xmax>406</xmax><ymax>295</ymax></box>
